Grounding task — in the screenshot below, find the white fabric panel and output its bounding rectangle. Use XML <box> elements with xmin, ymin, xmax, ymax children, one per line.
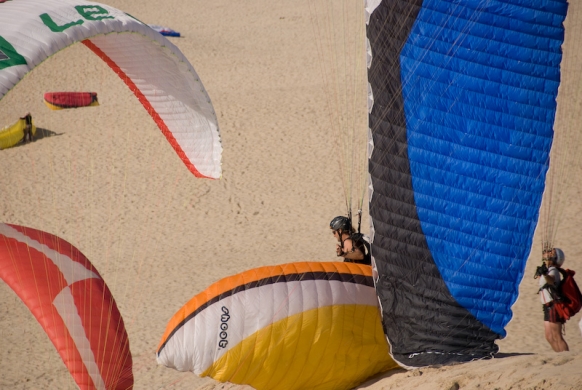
<box><xmin>0</xmin><ymin>1</ymin><xmax>134</xmax><ymax>95</ymax></box>
<box><xmin>0</xmin><ymin>223</ymin><xmax>99</xmax><ymax>285</ymax></box>
<box><xmin>89</xmin><ymin>33</ymin><xmax>222</xmax><ymax>179</ymax></box>
<box><xmin>0</xmin><ymin>0</ymin><xmax>221</xmax><ymax>178</ymax></box>
<box><xmin>366</xmin><ymin>37</ymin><xmax>372</xmax><ymax>70</ymax></box>
<box><xmin>365</xmin><ymin>0</ymin><xmax>382</xmax><ymax>24</ymax></box>
<box><xmin>53</xmin><ymin>286</ymin><xmax>106</xmax><ymax>390</ymax></box>
<box><xmin>157</xmin><ymin>279</ymin><xmax>377</xmax><ymax>374</ymax></box>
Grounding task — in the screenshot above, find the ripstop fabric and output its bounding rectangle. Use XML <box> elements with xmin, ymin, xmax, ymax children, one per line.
<box><xmin>366</xmin><ymin>0</ymin><xmax>567</xmax><ymax>367</ymax></box>
<box><xmin>0</xmin><ymin>223</ymin><xmax>133</xmax><ymax>390</ymax></box>
<box><xmin>0</xmin><ymin>0</ymin><xmax>221</xmax><ymax>178</ymax></box>
<box><xmin>157</xmin><ymin>262</ymin><xmax>399</xmax><ymax>390</ymax></box>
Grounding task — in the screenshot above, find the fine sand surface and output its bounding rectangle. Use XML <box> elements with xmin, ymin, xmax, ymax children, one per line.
<box><xmin>1</xmin><ymin>1</ymin><xmax>582</xmax><ymax>389</ymax></box>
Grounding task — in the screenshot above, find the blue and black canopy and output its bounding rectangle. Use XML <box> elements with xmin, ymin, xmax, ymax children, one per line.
<box><xmin>366</xmin><ymin>0</ymin><xmax>568</xmax><ymax>367</ymax></box>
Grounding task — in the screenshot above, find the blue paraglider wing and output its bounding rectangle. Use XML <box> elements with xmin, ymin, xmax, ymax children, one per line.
<box><xmin>367</xmin><ymin>0</ymin><xmax>567</xmax><ymax>367</ymax></box>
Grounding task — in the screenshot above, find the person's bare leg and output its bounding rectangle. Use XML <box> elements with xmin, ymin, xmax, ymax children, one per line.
<box><xmin>545</xmin><ymin>321</ymin><xmax>569</xmax><ymax>352</ymax></box>
<box><xmin>544</xmin><ymin>321</ymin><xmax>555</xmax><ymax>350</ymax></box>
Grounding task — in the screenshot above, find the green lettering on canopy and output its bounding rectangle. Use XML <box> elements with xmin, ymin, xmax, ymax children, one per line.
<box><xmin>40</xmin><ymin>13</ymin><xmax>83</xmax><ymax>32</ymax></box>
<box><xmin>0</xmin><ymin>36</ymin><xmax>27</xmax><ymax>71</ymax></box>
<box><xmin>75</xmin><ymin>5</ymin><xmax>114</xmax><ymax>21</ymax></box>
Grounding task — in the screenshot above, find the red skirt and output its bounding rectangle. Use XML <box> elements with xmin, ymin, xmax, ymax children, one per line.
<box><xmin>543</xmin><ymin>302</ymin><xmax>565</xmax><ymax>323</ymax></box>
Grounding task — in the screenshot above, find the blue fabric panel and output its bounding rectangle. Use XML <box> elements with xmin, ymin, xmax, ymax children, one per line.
<box><xmin>401</xmin><ymin>0</ymin><xmax>567</xmax><ymax>336</ymax></box>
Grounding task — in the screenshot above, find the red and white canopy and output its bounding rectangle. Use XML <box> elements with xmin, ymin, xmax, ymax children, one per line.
<box><xmin>0</xmin><ymin>0</ymin><xmax>221</xmax><ymax>178</ymax></box>
<box><xmin>0</xmin><ymin>223</ymin><xmax>133</xmax><ymax>390</ymax></box>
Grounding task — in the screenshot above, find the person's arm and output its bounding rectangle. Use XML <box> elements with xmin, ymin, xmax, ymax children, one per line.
<box><xmin>337</xmin><ymin>239</ymin><xmax>364</xmax><ymax>261</ymax></box>
<box><xmin>543</xmin><ymin>268</ymin><xmax>559</xmax><ymax>285</ymax></box>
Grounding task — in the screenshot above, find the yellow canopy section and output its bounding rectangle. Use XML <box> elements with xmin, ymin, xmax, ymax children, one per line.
<box><xmin>0</xmin><ymin>118</ymin><xmax>36</xmax><ymax>150</ymax></box>
<box><xmin>157</xmin><ymin>262</ymin><xmax>400</xmax><ymax>390</ymax></box>
<box><xmin>204</xmin><ymin>304</ymin><xmax>399</xmax><ymax>390</ymax></box>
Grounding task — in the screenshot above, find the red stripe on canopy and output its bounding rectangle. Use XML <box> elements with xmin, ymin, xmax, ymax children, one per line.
<box><xmin>82</xmin><ymin>39</ymin><xmax>208</xmax><ymax>179</ymax></box>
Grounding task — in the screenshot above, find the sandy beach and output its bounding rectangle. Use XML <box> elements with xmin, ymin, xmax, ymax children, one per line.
<box><xmin>1</xmin><ymin>1</ymin><xmax>582</xmax><ymax>389</ymax></box>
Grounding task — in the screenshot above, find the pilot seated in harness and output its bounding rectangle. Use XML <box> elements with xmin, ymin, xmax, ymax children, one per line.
<box><xmin>329</xmin><ymin>216</ymin><xmax>371</xmax><ymax>266</ymax></box>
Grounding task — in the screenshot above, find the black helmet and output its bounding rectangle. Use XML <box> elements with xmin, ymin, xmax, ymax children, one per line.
<box><xmin>330</xmin><ymin>216</ymin><xmax>351</xmax><ymax>232</ymax></box>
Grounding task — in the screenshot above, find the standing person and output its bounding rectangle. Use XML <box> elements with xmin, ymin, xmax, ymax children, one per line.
<box><xmin>536</xmin><ymin>248</ymin><xmax>569</xmax><ymax>352</ymax></box>
<box><xmin>329</xmin><ymin>216</ymin><xmax>371</xmax><ymax>266</ymax></box>
<box><xmin>21</xmin><ymin>112</ymin><xmax>33</xmax><ymax>143</ymax></box>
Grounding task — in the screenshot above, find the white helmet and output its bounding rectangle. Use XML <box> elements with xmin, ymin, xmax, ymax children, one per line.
<box><xmin>554</xmin><ymin>248</ymin><xmax>565</xmax><ymax>267</ymax></box>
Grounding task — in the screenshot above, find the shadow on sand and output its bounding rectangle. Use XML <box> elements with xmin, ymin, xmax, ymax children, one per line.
<box><xmin>354</xmin><ymin>368</ymin><xmax>408</xmax><ymax>389</ymax></box>
<box><xmin>354</xmin><ymin>352</ymin><xmax>535</xmax><ymax>388</ymax></box>
<box><xmin>494</xmin><ymin>352</ymin><xmax>535</xmax><ymax>358</ymax></box>
<box><xmin>8</xmin><ymin>127</ymin><xmax>63</xmax><ymax>149</ymax></box>
<box><xmin>34</xmin><ymin>127</ymin><xmax>63</xmax><ymax>141</ymax></box>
